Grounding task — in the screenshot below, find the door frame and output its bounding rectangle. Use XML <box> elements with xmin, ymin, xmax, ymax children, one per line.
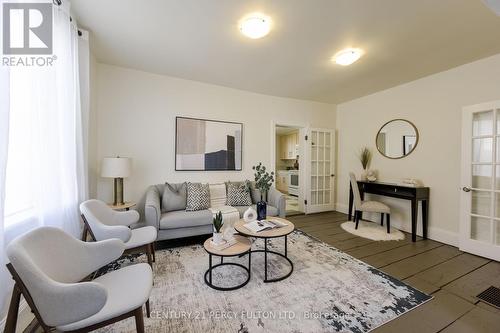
<box><xmin>270</xmin><ymin>120</ymin><xmax>309</xmax><ymax>213</ymax></box>
<box><xmin>460</xmin><ymin>100</ymin><xmax>500</xmax><ymax>261</ymax></box>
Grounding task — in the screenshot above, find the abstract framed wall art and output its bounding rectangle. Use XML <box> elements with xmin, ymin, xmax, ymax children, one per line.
<box><xmin>175</xmin><ymin>116</ymin><xmax>242</xmax><ymax>171</ymax></box>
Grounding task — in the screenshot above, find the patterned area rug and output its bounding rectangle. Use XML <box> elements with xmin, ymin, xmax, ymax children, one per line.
<box><xmin>99</xmin><ymin>230</ymin><xmax>431</xmax><ymax>333</ymax></box>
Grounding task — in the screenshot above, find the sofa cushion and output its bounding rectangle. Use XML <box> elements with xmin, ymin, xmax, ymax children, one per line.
<box><xmin>161</xmin><ymin>182</ymin><xmax>187</xmax><ymax>213</ymax></box>
<box><xmin>226</xmin><ymin>181</ymin><xmax>252</xmax><ymax>206</ymax></box>
<box><xmin>209</xmin><ymin>183</ymin><xmax>226</xmax><ymax>208</ymax></box>
<box><xmin>233</xmin><ymin>205</ymin><xmax>278</xmax><ymax>218</ymax></box>
<box><xmin>186</xmin><ymin>182</ymin><xmax>210</xmax><ymax>211</ymax></box>
<box><xmin>160</xmin><ymin>209</ymin><xmax>213</xmax><ymax>230</ymax></box>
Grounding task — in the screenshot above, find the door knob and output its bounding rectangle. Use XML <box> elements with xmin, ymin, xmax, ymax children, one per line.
<box><xmin>462</xmin><ymin>187</ymin><xmax>471</xmax><ymax>192</ymax></box>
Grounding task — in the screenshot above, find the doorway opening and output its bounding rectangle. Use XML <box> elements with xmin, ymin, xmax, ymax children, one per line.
<box><xmin>275</xmin><ymin>125</ymin><xmax>304</xmax><ymax>216</ymax></box>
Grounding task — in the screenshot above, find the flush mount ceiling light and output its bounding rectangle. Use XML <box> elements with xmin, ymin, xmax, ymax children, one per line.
<box><xmin>239</xmin><ymin>13</ymin><xmax>271</xmax><ymax>39</ymax></box>
<box><xmin>333</xmin><ymin>48</ymin><xmax>363</xmax><ymax>66</ymax></box>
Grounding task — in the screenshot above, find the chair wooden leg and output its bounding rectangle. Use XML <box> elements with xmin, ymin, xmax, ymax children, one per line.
<box><xmin>4</xmin><ymin>284</ymin><xmax>22</xmax><ymax>333</ymax></box>
<box><xmin>145</xmin><ymin>299</ymin><xmax>151</xmax><ymax>318</ymax></box>
<box><xmin>134</xmin><ymin>307</ymin><xmax>145</xmax><ymax>333</ymax></box>
<box><xmin>146</xmin><ymin>245</ymin><xmax>153</xmax><ymax>268</ymax></box>
<box><xmin>81</xmin><ymin>224</ymin><xmax>88</xmax><ymax>241</ymax></box>
<box><xmin>152</xmin><ymin>242</ymin><xmax>156</xmax><ymax>263</ymax></box>
<box><xmin>381</xmin><ymin>213</ymin><xmax>384</xmax><ymax>226</ymax></box>
<box><xmin>387</xmin><ymin>214</ymin><xmax>391</xmax><ymax>233</ymax></box>
<box><xmin>355</xmin><ymin>211</ymin><xmax>360</xmax><ymax>229</ymax></box>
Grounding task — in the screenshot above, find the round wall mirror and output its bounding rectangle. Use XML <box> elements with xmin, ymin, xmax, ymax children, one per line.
<box><xmin>376</xmin><ymin>119</ymin><xmax>419</xmax><ymax>159</ymax></box>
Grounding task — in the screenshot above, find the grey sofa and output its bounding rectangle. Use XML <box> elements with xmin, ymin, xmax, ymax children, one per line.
<box><xmin>144</xmin><ymin>183</ymin><xmax>286</xmax><ymax>241</ymax></box>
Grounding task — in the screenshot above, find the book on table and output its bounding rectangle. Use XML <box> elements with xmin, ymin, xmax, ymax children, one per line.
<box><xmin>244</xmin><ymin>219</ymin><xmax>288</xmax><ymax>233</ymax></box>
<box><xmin>210</xmin><ymin>237</ymin><xmax>237</xmax><ymax>251</ymax></box>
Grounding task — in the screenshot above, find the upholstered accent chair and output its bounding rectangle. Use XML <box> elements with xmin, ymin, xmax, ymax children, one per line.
<box><xmin>80</xmin><ymin>199</ymin><xmax>157</xmax><ymax>267</ymax></box>
<box><xmin>4</xmin><ymin>226</ymin><xmax>153</xmax><ymax>333</ymax></box>
<box><xmin>349</xmin><ymin>172</ymin><xmax>391</xmax><ymax>233</ymax></box>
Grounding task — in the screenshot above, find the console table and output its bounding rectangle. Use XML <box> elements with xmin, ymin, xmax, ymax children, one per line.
<box><xmin>348</xmin><ymin>181</ymin><xmax>429</xmax><ymax>242</ymax></box>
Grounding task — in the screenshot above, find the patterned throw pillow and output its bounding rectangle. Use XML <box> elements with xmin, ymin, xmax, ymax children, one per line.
<box><xmin>186</xmin><ymin>182</ymin><xmax>210</xmax><ymax>211</ymax></box>
<box><xmin>226</xmin><ymin>181</ymin><xmax>253</xmax><ymax>206</ymax></box>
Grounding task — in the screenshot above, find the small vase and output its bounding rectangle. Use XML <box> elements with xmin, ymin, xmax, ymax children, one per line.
<box><xmin>256</xmin><ymin>201</ymin><xmax>267</xmax><ymax>221</ymax></box>
<box><xmin>213</xmin><ymin>232</ymin><xmax>223</xmax><ymax>245</ymax></box>
<box><xmin>360</xmin><ymin>169</ymin><xmax>368</xmax><ymax>181</ymax></box>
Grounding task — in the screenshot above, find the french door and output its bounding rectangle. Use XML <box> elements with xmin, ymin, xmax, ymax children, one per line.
<box><xmin>305</xmin><ymin>128</ymin><xmax>335</xmax><ymax>214</ymax></box>
<box><xmin>461</xmin><ymin>101</ymin><xmax>500</xmax><ymax>261</ymax></box>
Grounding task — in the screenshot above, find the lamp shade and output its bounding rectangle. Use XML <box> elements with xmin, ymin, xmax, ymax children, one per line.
<box><xmin>101</xmin><ymin>157</ymin><xmax>132</xmax><ymax>178</ymax></box>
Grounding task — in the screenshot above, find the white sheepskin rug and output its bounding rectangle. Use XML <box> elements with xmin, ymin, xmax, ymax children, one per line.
<box><xmin>341</xmin><ymin>220</ymin><xmax>405</xmax><ymax>241</ymax></box>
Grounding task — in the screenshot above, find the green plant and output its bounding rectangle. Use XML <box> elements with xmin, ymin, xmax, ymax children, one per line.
<box><xmin>252</xmin><ymin>162</ymin><xmax>274</xmax><ymax>201</ymax></box>
<box><xmin>358</xmin><ymin>147</ymin><xmax>371</xmax><ymax>170</ymax></box>
<box><xmin>213</xmin><ymin>211</ymin><xmax>223</xmax><ymax>233</ymax></box>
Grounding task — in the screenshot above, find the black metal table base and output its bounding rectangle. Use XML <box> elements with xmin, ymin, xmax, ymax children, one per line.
<box><xmin>204</xmin><ymin>252</ymin><xmax>251</xmax><ymax>291</ymax></box>
<box><xmin>247</xmin><ymin>235</ymin><xmax>293</xmax><ymax>283</ymax></box>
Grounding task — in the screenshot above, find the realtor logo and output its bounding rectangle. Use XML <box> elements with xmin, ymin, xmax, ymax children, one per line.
<box><xmin>2</xmin><ymin>3</ymin><xmax>52</xmax><ymax>55</ymax></box>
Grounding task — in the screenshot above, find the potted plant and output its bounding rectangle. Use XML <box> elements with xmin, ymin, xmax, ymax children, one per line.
<box><xmin>252</xmin><ymin>162</ymin><xmax>274</xmax><ymax>220</ymax></box>
<box><xmin>358</xmin><ymin>147</ymin><xmax>371</xmax><ymax>181</ymax></box>
<box><xmin>212</xmin><ymin>211</ymin><xmax>224</xmax><ymax>244</ymax></box>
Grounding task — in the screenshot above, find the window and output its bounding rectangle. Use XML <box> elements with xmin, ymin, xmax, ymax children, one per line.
<box><xmin>4</xmin><ymin>70</ymin><xmax>36</xmax><ymax>225</ymax></box>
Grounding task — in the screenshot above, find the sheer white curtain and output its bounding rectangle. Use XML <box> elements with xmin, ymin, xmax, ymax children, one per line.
<box><xmin>0</xmin><ymin>38</ymin><xmax>11</xmax><ymax>325</ymax></box>
<box><xmin>28</xmin><ymin>1</ymin><xmax>84</xmax><ymax>236</ymax></box>
<box><xmin>1</xmin><ymin>0</ymin><xmax>87</xmax><ymax>321</ymax></box>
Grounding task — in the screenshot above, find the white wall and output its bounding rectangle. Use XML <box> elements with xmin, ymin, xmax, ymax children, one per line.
<box><xmin>94</xmin><ymin>64</ymin><xmax>336</xmax><ymax>206</ymax></box>
<box><xmin>336</xmin><ymin>53</ymin><xmax>500</xmax><ymax>245</ymax></box>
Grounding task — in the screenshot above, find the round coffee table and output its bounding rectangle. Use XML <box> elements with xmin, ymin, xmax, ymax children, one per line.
<box><xmin>234</xmin><ymin>217</ymin><xmax>294</xmax><ymax>283</ymax></box>
<box><xmin>203</xmin><ymin>235</ymin><xmax>251</xmax><ymax>291</ymax></box>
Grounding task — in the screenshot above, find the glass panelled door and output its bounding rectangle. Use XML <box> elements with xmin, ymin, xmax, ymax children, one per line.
<box><xmin>305</xmin><ymin>128</ymin><xmax>335</xmax><ymax>214</ymax></box>
<box><xmin>461</xmin><ymin>101</ymin><xmax>500</xmax><ymax>261</ymax></box>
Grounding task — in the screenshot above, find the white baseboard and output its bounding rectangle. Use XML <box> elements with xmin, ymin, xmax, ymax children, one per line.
<box><xmin>335</xmin><ymin>203</ymin><xmax>349</xmax><ymax>214</ymax></box>
<box><xmin>0</xmin><ymin>299</ymin><xmax>34</xmax><ymax>333</ymax></box>
<box><xmin>426</xmin><ymin>226</ymin><xmax>459</xmax><ymax>247</ymax></box>
<box><xmin>334</xmin><ymin>202</ymin><xmax>458</xmax><ymax>247</ymax></box>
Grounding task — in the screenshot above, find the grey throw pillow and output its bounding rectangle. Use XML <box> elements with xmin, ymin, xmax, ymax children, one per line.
<box><xmin>162</xmin><ymin>182</ymin><xmax>187</xmax><ymax>212</ymax></box>
<box><xmin>226</xmin><ymin>181</ymin><xmax>252</xmax><ymax>206</ymax></box>
<box><xmin>249</xmin><ymin>181</ymin><xmax>264</xmax><ymax>203</ymax></box>
<box><xmin>186</xmin><ymin>182</ymin><xmax>210</xmax><ymax>211</ymax></box>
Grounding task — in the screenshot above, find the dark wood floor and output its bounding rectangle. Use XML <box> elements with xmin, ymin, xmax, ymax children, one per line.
<box><xmin>287</xmin><ymin>211</ymin><xmax>500</xmax><ymax>333</ymax></box>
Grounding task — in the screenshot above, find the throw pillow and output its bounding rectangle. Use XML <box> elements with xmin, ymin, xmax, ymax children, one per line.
<box><xmin>249</xmin><ymin>181</ymin><xmax>264</xmax><ymax>203</ymax></box>
<box><xmin>209</xmin><ymin>183</ymin><xmax>227</xmax><ymax>208</ymax></box>
<box><xmin>226</xmin><ymin>181</ymin><xmax>252</xmax><ymax>206</ymax></box>
<box><xmin>161</xmin><ymin>182</ymin><xmax>187</xmax><ymax>212</ymax></box>
<box><xmin>186</xmin><ymin>182</ymin><xmax>210</xmax><ymax>211</ymax></box>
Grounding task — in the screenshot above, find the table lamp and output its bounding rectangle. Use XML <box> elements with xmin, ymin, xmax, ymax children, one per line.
<box><xmin>101</xmin><ymin>156</ymin><xmax>132</xmax><ymax>206</ymax></box>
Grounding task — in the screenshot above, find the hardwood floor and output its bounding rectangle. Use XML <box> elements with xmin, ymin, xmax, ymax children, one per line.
<box><xmin>287</xmin><ymin>211</ymin><xmax>500</xmax><ymax>333</ymax></box>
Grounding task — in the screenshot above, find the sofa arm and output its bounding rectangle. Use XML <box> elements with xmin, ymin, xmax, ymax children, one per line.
<box><xmin>145</xmin><ymin>186</ymin><xmax>161</xmax><ymax>230</ymax></box>
<box><xmin>268</xmin><ymin>187</ymin><xmax>286</xmax><ymax>218</ymax></box>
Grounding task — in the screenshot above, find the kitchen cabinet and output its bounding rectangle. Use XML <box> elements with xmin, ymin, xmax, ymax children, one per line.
<box><xmin>276</xmin><ymin>171</ymin><xmax>289</xmax><ymax>192</ymax></box>
<box><xmin>279</xmin><ymin>132</ymin><xmax>299</xmax><ymax>160</ymax></box>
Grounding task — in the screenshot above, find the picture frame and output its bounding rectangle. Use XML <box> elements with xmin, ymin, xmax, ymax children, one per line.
<box><xmin>175</xmin><ymin>116</ymin><xmax>243</xmax><ymax>171</ymax></box>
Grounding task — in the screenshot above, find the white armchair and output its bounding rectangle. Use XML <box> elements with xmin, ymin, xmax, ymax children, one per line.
<box><xmin>80</xmin><ymin>199</ymin><xmax>157</xmax><ymax>267</ymax></box>
<box><xmin>4</xmin><ymin>226</ymin><xmax>152</xmax><ymax>333</ymax></box>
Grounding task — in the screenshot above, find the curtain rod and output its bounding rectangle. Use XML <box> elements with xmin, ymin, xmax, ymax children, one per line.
<box><xmin>53</xmin><ymin>0</ymin><xmax>83</xmax><ymax>37</ymax></box>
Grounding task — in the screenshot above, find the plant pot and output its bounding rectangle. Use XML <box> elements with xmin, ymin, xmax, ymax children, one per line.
<box><xmin>213</xmin><ymin>232</ymin><xmax>223</xmax><ymax>245</ymax></box>
<box><xmin>360</xmin><ymin>169</ymin><xmax>368</xmax><ymax>181</ymax></box>
<box><xmin>256</xmin><ymin>200</ymin><xmax>267</xmax><ymax>221</ymax></box>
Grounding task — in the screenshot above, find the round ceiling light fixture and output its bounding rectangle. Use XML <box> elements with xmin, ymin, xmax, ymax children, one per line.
<box><xmin>333</xmin><ymin>48</ymin><xmax>363</xmax><ymax>66</ymax></box>
<box><xmin>239</xmin><ymin>13</ymin><xmax>272</xmax><ymax>39</ymax></box>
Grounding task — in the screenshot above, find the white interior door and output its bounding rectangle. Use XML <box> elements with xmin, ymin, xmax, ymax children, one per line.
<box><xmin>461</xmin><ymin>101</ymin><xmax>500</xmax><ymax>261</ymax></box>
<box><xmin>305</xmin><ymin>128</ymin><xmax>335</xmax><ymax>214</ymax></box>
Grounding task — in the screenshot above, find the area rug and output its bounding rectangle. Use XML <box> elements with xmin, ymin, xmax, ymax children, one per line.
<box><xmin>341</xmin><ymin>221</ymin><xmax>405</xmax><ymax>241</ymax></box>
<box><xmin>99</xmin><ymin>230</ymin><xmax>430</xmax><ymax>333</ymax></box>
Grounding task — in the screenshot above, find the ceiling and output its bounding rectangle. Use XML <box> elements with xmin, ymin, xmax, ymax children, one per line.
<box><xmin>71</xmin><ymin>0</ymin><xmax>500</xmax><ymax>104</ymax></box>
